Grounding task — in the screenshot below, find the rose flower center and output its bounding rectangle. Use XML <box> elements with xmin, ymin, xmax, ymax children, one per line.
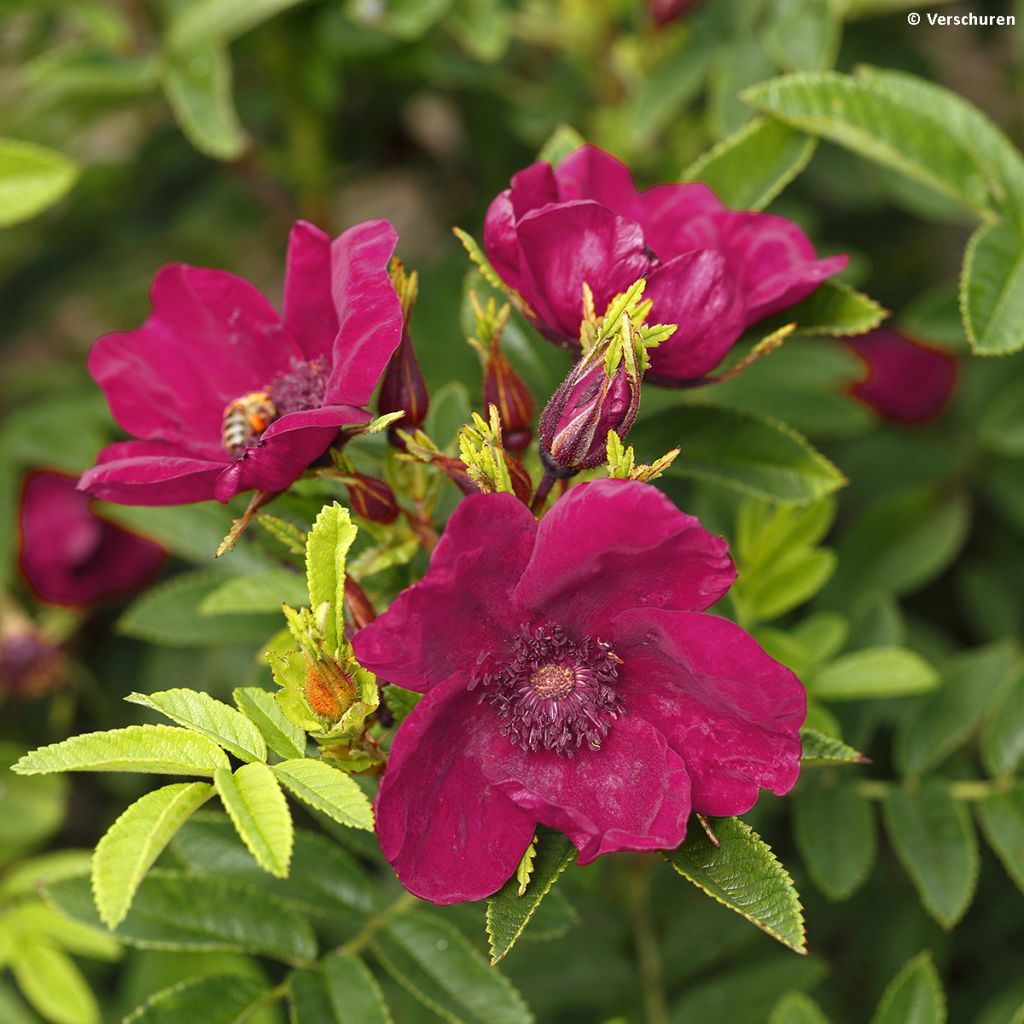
<box><xmin>472</xmin><ymin>624</ymin><xmax>625</xmax><ymax>757</ymax></box>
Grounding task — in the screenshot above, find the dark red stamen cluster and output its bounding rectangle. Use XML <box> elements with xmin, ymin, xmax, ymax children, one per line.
<box><xmin>270</xmin><ymin>358</ymin><xmax>328</xmax><ymax>416</ymax></box>
<box><xmin>471</xmin><ymin>623</ymin><xmax>625</xmax><ymax>756</ymax></box>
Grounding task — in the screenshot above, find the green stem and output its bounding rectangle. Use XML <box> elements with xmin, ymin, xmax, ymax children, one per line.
<box><xmin>856</xmin><ymin>777</ymin><xmax>1014</xmax><ymax>801</ymax></box>
<box><xmin>337</xmin><ymin>891</ymin><xmax>419</xmax><ymax>957</ymax></box>
<box><xmin>627</xmin><ymin>855</ymin><xmax>669</xmax><ymax>1024</ymax></box>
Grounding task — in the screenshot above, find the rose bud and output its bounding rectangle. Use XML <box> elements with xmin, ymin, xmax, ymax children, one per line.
<box><xmin>304</xmin><ymin>654</ymin><xmax>358</xmax><ymax>723</ymax></box>
<box><xmin>344</xmin><ymin>576</ymin><xmax>377</xmax><ymax>630</ymax></box>
<box><xmin>343</xmin><ymin>471</ymin><xmax>400</xmax><ymax>524</ymax></box>
<box><xmin>0</xmin><ymin>615</ymin><xmax>65</xmax><ymax>699</ymax></box>
<box><xmin>379</xmin><ymin>262</ymin><xmax>429</xmax><ymax>447</ymax></box>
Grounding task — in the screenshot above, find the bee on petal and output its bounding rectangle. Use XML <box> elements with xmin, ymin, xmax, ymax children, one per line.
<box><xmin>222</xmin><ymin>392</ymin><xmax>276</xmax><ymax>453</ymax></box>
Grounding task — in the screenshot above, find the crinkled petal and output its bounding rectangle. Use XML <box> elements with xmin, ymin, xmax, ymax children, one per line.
<box><xmin>326</xmin><ymin>219</ymin><xmax>403</xmax><ymax>407</ymax></box>
<box><xmin>375</xmin><ymin>676</ymin><xmax>536</xmax><ymax>904</ymax></box>
<box><xmin>845</xmin><ymin>328</ymin><xmax>957</xmax><ymax>425</ymax></box>
<box><xmin>483</xmin><ymin>715</ymin><xmax>691</xmax><ymax>864</ymax></box>
<box><xmin>211</xmin><ymin>404</ymin><xmax>366</xmax><ymax>502</ymax></box>
<box><xmin>354</xmin><ymin>493</ymin><xmax>537</xmax><ymax>693</ymax></box>
<box><xmin>78</xmin><ymin>441</ymin><xmax>224</xmax><ymax>506</ymax></box>
<box><xmin>513</xmin><ymin>479</ymin><xmax>735</xmax><ymax>638</ymax></box>
<box><xmin>644</xmin><ymin>250</ymin><xmax>747</xmax><ymax>382</ymax></box>
<box><xmin>88</xmin><ymin>265</ymin><xmax>301</xmax><ymax>460</ymax></box>
<box><xmin>283</xmin><ymin>220</ymin><xmax>338</xmax><ymax>364</ymax></box>
<box><xmin>614</xmin><ymin>609</ymin><xmax>805</xmax><ymax>817</ymax></box>
<box><xmin>515</xmin><ymin>201</ymin><xmax>651</xmax><ymax>343</ymax></box>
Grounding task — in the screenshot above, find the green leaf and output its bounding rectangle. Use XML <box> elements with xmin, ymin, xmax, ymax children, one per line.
<box><xmin>882</xmin><ymin>782</ymin><xmax>979</xmax><ymax>928</ymax></box>
<box><xmin>382</xmin><ymin>685</ymin><xmax>423</xmax><ymax>726</ymax></box>
<box><xmin>898</xmin><ymin>641</ymin><xmax>1019</xmax><ymax>775</ymax></box>
<box><xmin>980</xmin><ymin>377</ymin><xmax>1024</xmax><ymax>454</ymax></box>
<box><xmin>961</xmin><ymin>221</ymin><xmax>1024</xmax><ymax>356</ymax></box>
<box><xmin>118</xmin><ymin>570</ymin><xmax>279</xmax><ymax>647</ymax></box>
<box><xmin>372</xmin><ymin>911</ymin><xmax>532</xmax><ymax>1024</ymax></box>
<box><xmin>3</xmin><ymin>902</ymin><xmax>121</xmax><ymax>961</ymax></box>
<box><xmin>172</xmin><ymin>813</ymin><xmax>373</xmax><ymax>915</ymax></box>
<box><xmin>167</xmin><ymin>0</ymin><xmax>309</xmax><ymax>49</ymax></box>
<box><xmin>47</xmin><ymin>871</ymin><xmax>317</xmax><ymax>964</ymax></box>
<box><xmin>977</xmin><ymin>785</ymin><xmax>1024</xmax><ymax>895</ymax></box>
<box><xmin>125</xmin><ymin>972</ymin><xmax>271</xmax><ymax>1024</ymax></box>
<box><xmin>215</xmin><ymin>764</ymin><xmax>293</xmax><ymax>878</ymax></box>
<box><xmin>869</xmin><ymin>951</ymin><xmax>946</xmax><ymax>1024</ymax></box>
<box><xmin>810</xmin><ymin>647</ymin><xmax>938</xmax><ymax>701</ymax></box>
<box><xmin>763</xmin><ymin>0</ymin><xmax>839</xmax><ymax>72</ymax></box>
<box><xmin>0</xmin><ymin>850</ymin><xmax>94</xmax><ymax>898</ymax></box>
<box><xmin>663</xmin><ymin>816</ymin><xmax>806</xmax><ymax>953</ymax></box>
<box><xmin>743</xmin><ymin>71</ymin><xmax>998</xmax><ymax>219</ymax></box>
<box><xmin>782</xmin><ymin>281</ymin><xmax>887</xmax><ymax>337</ymax></box>
<box><xmin>290</xmin><ymin>952</ymin><xmax>392</xmax><ymax>1024</ymax></box>
<box><xmin>536</xmin><ymin>123</ymin><xmax>585</xmax><ymax>167</ymax></box>
<box><xmin>127</xmin><ymin>689</ymin><xmax>267</xmax><ymax>764</ymax></box>
<box><xmin>92</xmin><ymin>782</ymin><xmax>214</xmax><ymax>928</ymax></box>
<box><xmin>305</xmin><ymin>503</ymin><xmax>358</xmax><ymax>654</ymax></box>
<box><xmin>200</xmin><ymin>569</ymin><xmax>309</xmax><ymax>615</ymax></box>
<box><xmin>161</xmin><ymin>43</ymin><xmax>246</xmax><ymax>160</ymax></box>
<box><xmin>770</xmin><ymin>991</ymin><xmax>831</xmax><ymax>1024</ymax></box>
<box><xmin>800</xmin><ymin>728</ymin><xmax>866</xmax><ymax>765</ymax></box>
<box><xmin>486</xmin><ymin>830</ymin><xmax>576</xmax><ymax>964</ymax></box>
<box><xmin>684</xmin><ymin>117</ymin><xmax>816</xmax><ymax>211</ymax></box>
<box><xmin>794</xmin><ymin>775</ymin><xmax>876</xmax><ymax>900</ymax></box>
<box><xmin>9</xmin><ymin>940</ymin><xmax>98</xmax><ymax>1024</ymax></box>
<box><xmin>233</xmin><ymin>687</ymin><xmax>307</xmax><ymax>760</ymax></box>
<box><xmin>271</xmin><ymin>759</ymin><xmax>373</xmax><ymax>831</ymax></box>
<box><xmin>634</xmin><ymin>405</ymin><xmax>845</xmax><ymax>506</ymax></box>
<box><xmin>12</xmin><ymin>725</ymin><xmax>230</xmax><ymax>778</ymax></box>
<box><xmin>739</xmin><ymin>547</ymin><xmax>836</xmax><ymax>622</ymax></box>
<box><xmin>0</xmin><ymin>139</ymin><xmax>79</xmax><ymax>227</ymax></box>
<box><xmin>980</xmin><ymin>670</ymin><xmax>1024</xmax><ymax>777</ymax></box>
<box><xmin>0</xmin><ymin>744</ymin><xmax>68</xmax><ymax>861</ymax></box>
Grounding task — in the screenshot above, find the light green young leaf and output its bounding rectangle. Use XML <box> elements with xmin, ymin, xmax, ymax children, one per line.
<box><xmin>200</xmin><ymin>569</ymin><xmax>309</xmax><ymax>615</ymax></box>
<box><xmin>536</xmin><ymin>123</ymin><xmax>585</xmax><ymax>167</ymax></box>
<box><xmin>0</xmin><ymin>850</ymin><xmax>93</xmax><ymax>898</ymax></box>
<box><xmin>12</xmin><ymin>725</ymin><xmax>230</xmax><ymax>778</ymax></box>
<box><xmin>0</xmin><ymin>139</ymin><xmax>79</xmax><ymax>227</ymax></box>
<box><xmin>633</xmin><ymin>405</ymin><xmax>845</xmax><ymax>506</ymax></box>
<box><xmin>869</xmin><ymin>951</ymin><xmax>946</xmax><ymax>1024</ymax></box>
<box><xmin>161</xmin><ymin>42</ymin><xmax>247</xmax><ymax>160</ymax></box>
<box><xmin>486</xmin><ymin>830</ymin><xmax>577</xmax><ymax>964</ymax></box>
<box><xmin>271</xmin><ymin>759</ymin><xmax>373</xmax><ymax>831</ymax></box>
<box><xmin>883</xmin><ymin>782</ymin><xmax>979</xmax><ymax>929</ymax></box>
<box><xmin>977</xmin><ymin>785</ymin><xmax>1024</xmax><ymax>895</ymax></box>
<box><xmin>800</xmin><ymin>728</ymin><xmax>867</xmax><ymax>765</ymax></box>
<box><xmin>4</xmin><ymin>903</ymin><xmax>121</xmax><ymax>961</ymax></box>
<box><xmin>770</xmin><ymin>991</ymin><xmax>832</xmax><ymax>1024</ymax></box>
<box><xmin>740</xmin><ymin>547</ymin><xmax>837</xmax><ymax>622</ymax></box>
<box><xmin>47</xmin><ymin>871</ymin><xmax>317</xmax><ymax>963</ymax></box>
<box><xmin>167</xmin><ymin>0</ymin><xmax>310</xmax><ymax>50</ymax></box>
<box><xmin>233</xmin><ymin>687</ymin><xmax>307</xmax><ymax>760</ymax></box>
<box><xmin>92</xmin><ymin>782</ymin><xmax>214</xmax><ymax>928</ymax></box>
<box><xmin>290</xmin><ymin>952</ymin><xmax>392</xmax><ymax>1024</ymax></box>
<box><xmin>961</xmin><ymin>221</ymin><xmax>1024</xmax><ymax>356</ymax></box>
<box><xmin>684</xmin><ymin>117</ymin><xmax>817</xmax><ymax>212</ymax></box>
<box><xmin>373</xmin><ymin>911</ymin><xmax>532</xmax><ymax>1024</ymax></box>
<box><xmin>663</xmin><ymin>816</ymin><xmax>806</xmax><ymax>953</ymax></box>
<box><xmin>782</xmin><ymin>281</ymin><xmax>887</xmax><ymax>337</ymax></box>
<box><xmin>124</xmin><ymin>972</ymin><xmax>271</xmax><ymax>1024</ymax></box>
<box><xmin>215</xmin><ymin>764</ymin><xmax>293</xmax><ymax>878</ymax></box>
<box><xmin>127</xmin><ymin>690</ymin><xmax>267</xmax><ymax>764</ymax></box>
<box><xmin>810</xmin><ymin>647</ymin><xmax>938</xmax><ymax>701</ymax></box>
<box><xmin>10</xmin><ymin>940</ymin><xmax>98</xmax><ymax>1024</ymax></box>
<box><xmin>898</xmin><ymin>641</ymin><xmax>1019</xmax><ymax>775</ymax></box>
<box><xmin>306</xmin><ymin>503</ymin><xmax>358</xmax><ymax>654</ymax></box>
<box><xmin>794</xmin><ymin>776</ymin><xmax>876</xmax><ymax>900</ymax></box>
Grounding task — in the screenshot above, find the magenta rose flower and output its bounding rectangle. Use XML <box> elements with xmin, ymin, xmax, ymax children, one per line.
<box><xmin>79</xmin><ymin>220</ymin><xmax>403</xmax><ymax>506</ymax></box>
<box><xmin>354</xmin><ymin>479</ymin><xmax>805</xmax><ymax>904</ymax></box>
<box><xmin>844</xmin><ymin>327</ymin><xmax>957</xmax><ymax>425</ymax></box>
<box><xmin>18</xmin><ymin>471</ymin><xmax>165</xmax><ymax>607</ymax></box>
<box><xmin>484</xmin><ymin>145</ymin><xmax>847</xmax><ymax>383</ymax></box>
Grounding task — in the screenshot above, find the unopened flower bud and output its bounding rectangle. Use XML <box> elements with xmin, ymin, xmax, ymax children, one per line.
<box><xmin>0</xmin><ymin>611</ymin><xmax>65</xmax><ymax>699</ymax></box>
<box><xmin>379</xmin><ymin>326</ymin><xmax>430</xmax><ymax>447</ymax></box>
<box><xmin>539</xmin><ymin>356</ymin><xmax>640</xmax><ymax>477</ymax></box>
<box><xmin>305</xmin><ymin>655</ymin><xmax>358</xmax><ymax>722</ymax></box>
<box><xmin>484</xmin><ymin>343</ymin><xmax>535</xmax><ymax>452</ymax></box>
<box><xmin>344</xmin><ymin>472</ymin><xmax>400</xmax><ymax>524</ymax></box>
<box><xmin>344</xmin><ymin>577</ymin><xmax>377</xmax><ymax>630</ymax></box>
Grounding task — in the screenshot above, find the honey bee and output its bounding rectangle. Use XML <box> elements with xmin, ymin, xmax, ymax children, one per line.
<box><xmin>222</xmin><ymin>391</ymin><xmax>276</xmax><ymax>453</ymax></box>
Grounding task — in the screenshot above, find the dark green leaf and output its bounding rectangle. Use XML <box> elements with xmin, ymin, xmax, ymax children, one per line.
<box><xmin>770</xmin><ymin>991</ymin><xmax>831</xmax><ymax>1024</ymax></box>
<box><xmin>869</xmin><ymin>951</ymin><xmax>946</xmax><ymax>1024</ymax></box>
<box><xmin>125</xmin><ymin>973</ymin><xmax>271</xmax><ymax>1024</ymax></box>
<box><xmin>782</xmin><ymin>281</ymin><xmax>887</xmax><ymax>337</ymax></box>
<box><xmin>980</xmin><ymin>670</ymin><xmax>1024</xmax><ymax>777</ymax></box>
<box><xmin>800</xmin><ymin>728</ymin><xmax>866</xmax><ymax>765</ymax></box>
<box><xmin>976</xmin><ymin>785</ymin><xmax>1024</xmax><ymax>895</ymax></box>
<box><xmin>961</xmin><ymin>221</ymin><xmax>1024</xmax><ymax>356</ymax></box>
<box><xmin>289</xmin><ymin>952</ymin><xmax>391</xmax><ymax>1024</ymax></box>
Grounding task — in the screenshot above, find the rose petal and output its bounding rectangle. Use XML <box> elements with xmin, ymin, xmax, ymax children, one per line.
<box><xmin>515</xmin><ymin>201</ymin><xmax>651</xmax><ymax>342</ymax></box>
<box><xmin>327</xmin><ymin>219</ymin><xmax>403</xmax><ymax>407</ymax></box>
<box><xmin>554</xmin><ymin>145</ymin><xmax>641</xmax><ymax>218</ymax></box>
<box><xmin>484</xmin><ymin>715</ymin><xmax>691</xmax><ymax>864</ymax></box>
<box><xmin>354</xmin><ymin>492</ymin><xmax>537</xmax><ymax>693</ymax></box>
<box><xmin>510</xmin><ymin>161</ymin><xmax>559</xmax><ymax>219</ymax></box>
<box><xmin>644</xmin><ymin>250</ymin><xmax>747</xmax><ymax>382</ymax></box>
<box><xmin>78</xmin><ymin>441</ymin><xmax>224</xmax><ymax>506</ymax></box>
<box><xmin>513</xmin><ymin>479</ymin><xmax>735</xmax><ymax>638</ymax></box>
<box><xmin>615</xmin><ymin>609</ymin><xmax>806</xmax><ymax>817</ymax></box>
<box><xmin>632</xmin><ymin>181</ymin><xmax>724</xmax><ymax>263</ymax></box>
<box><xmin>483</xmin><ymin>189</ymin><xmax>527</xmax><ymax>295</ymax></box>
<box><xmin>283</xmin><ymin>220</ymin><xmax>338</xmax><ymax>364</ymax></box>
<box><xmin>88</xmin><ymin>265</ymin><xmax>301</xmax><ymax>460</ymax></box>
<box><xmin>375</xmin><ymin>675</ymin><xmax>536</xmax><ymax>904</ymax></box>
